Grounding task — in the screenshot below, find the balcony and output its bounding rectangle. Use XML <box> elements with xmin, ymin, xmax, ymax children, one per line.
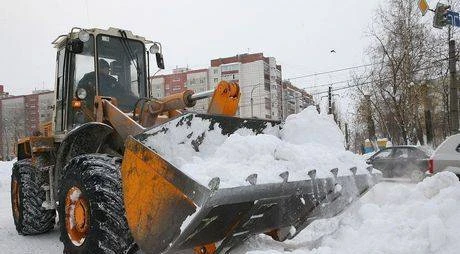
<box><xmin>264</xmin><ymin>82</ymin><xmax>270</xmax><ymax>91</ymax></box>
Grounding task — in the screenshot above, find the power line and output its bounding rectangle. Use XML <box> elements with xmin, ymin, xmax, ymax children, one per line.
<box><xmin>285</xmin><ymin>62</ymin><xmax>380</xmax><ymax>81</ymax></box>
<box><xmin>238</xmin><ymin>56</ymin><xmax>450</xmax><ymax>92</ymax></box>
<box><xmin>241</xmin><ymin>62</ymin><xmax>450</xmax><ymax>108</ymax></box>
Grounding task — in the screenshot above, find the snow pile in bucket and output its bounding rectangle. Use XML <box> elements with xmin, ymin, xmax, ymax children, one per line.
<box><xmin>142</xmin><ymin>106</ymin><xmax>371</xmax><ymax>188</ymax></box>
<box><xmin>237</xmin><ymin>172</ymin><xmax>460</xmax><ymax>254</ymax></box>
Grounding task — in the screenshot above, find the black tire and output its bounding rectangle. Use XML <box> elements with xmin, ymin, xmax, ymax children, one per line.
<box><xmin>58</xmin><ymin>154</ymin><xmax>137</xmax><ymax>254</ymax></box>
<box><xmin>11</xmin><ymin>159</ymin><xmax>56</xmax><ymax>235</ymax></box>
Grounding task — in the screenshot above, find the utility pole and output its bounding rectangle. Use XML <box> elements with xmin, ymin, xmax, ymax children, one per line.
<box><xmin>332</xmin><ymin>101</ymin><xmax>338</xmax><ymax>122</ymax></box>
<box><xmin>449</xmin><ymin>38</ymin><xmax>459</xmax><ymax>134</ymax></box>
<box><xmin>328</xmin><ymin>86</ymin><xmax>332</xmax><ymax>115</ymax></box>
<box><xmin>364</xmin><ymin>95</ymin><xmax>378</xmax><ymax>151</ymax></box>
<box><xmin>345</xmin><ymin>122</ymin><xmax>349</xmax><ymax>150</ymax></box>
<box><xmin>250</xmin><ymin>84</ymin><xmax>261</xmax><ymax>118</ymax></box>
<box><xmin>431</xmin><ymin>2</ymin><xmax>459</xmax><ymax>134</ymax></box>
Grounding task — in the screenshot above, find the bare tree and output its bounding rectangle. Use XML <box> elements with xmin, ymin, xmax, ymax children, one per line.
<box><xmin>352</xmin><ymin>0</ymin><xmax>451</xmax><ymax>148</ymax></box>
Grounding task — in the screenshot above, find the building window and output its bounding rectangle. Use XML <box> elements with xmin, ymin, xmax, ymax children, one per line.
<box><xmin>213</xmin><ymin>69</ymin><xmax>218</xmax><ymax>74</ymax></box>
<box><xmin>221</xmin><ymin>64</ymin><xmax>238</xmax><ymax>72</ymax></box>
<box><xmin>265</xmin><ymin>98</ymin><xmax>271</xmax><ymax>110</ymax></box>
<box><xmin>214</xmin><ymin>78</ymin><xmax>219</xmax><ymax>83</ymax></box>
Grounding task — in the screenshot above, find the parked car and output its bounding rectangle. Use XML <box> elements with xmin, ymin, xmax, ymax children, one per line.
<box><xmin>429</xmin><ymin>134</ymin><xmax>460</xmax><ymax>179</ymax></box>
<box><xmin>366</xmin><ymin>146</ymin><xmax>429</xmax><ymax>180</ymax></box>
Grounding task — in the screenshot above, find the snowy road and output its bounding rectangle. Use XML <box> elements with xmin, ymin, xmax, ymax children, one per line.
<box><xmin>1</xmin><ymin>159</ymin><xmax>459</xmax><ymax>254</ymax></box>
<box><xmin>0</xmin><ymin>161</ymin><xmax>61</xmax><ymax>253</ymax></box>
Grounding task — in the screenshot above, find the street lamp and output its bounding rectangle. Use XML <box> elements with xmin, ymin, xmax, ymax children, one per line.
<box><xmin>250</xmin><ymin>83</ymin><xmax>262</xmax><ymax>118</ymax></box>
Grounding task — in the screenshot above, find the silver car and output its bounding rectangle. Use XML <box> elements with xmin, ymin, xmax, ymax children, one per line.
<box><xmin>429</xmin><ymin>134</ymin><xmax>460</xmax><ymax>179</ymax></box>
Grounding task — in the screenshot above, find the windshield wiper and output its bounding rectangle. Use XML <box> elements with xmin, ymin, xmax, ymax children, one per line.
<box><xmin>118</xmin><ymin>30</ymin><xmax>141</xmax><ymax>81</ymax></box>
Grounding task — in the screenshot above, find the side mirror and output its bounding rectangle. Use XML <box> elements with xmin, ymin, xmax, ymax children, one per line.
<box><xmin>155</xmin><ymin>53</ymin><xmax>165</xmax><ymax>69</ymax></box>
<box><xmin>66</xmin><ymin>39</ymin><xmax>84</xmax><ymax>54</ymax></box>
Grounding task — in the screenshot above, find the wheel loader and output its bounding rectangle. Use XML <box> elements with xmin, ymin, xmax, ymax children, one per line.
<box><xmin>10</xmin><ymin>27</ymin><xmax>380</xmax><ymax>254</ymax></box>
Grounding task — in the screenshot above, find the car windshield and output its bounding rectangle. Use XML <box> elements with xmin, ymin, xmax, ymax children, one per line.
<box><xmin>374</xmin><ymin>149</ymin><xmax>392</xmax><ymax>159</ymax></box>
<box><xmin>96</xmin><ymin>34</ymin><xmax>146</xmax><ymax>111</ymax></box>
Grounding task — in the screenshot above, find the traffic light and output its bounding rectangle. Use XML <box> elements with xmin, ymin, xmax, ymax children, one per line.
<box><xmin>433</xmin><ymin>2</ymin><xmax>451</xmax><ymax>29</ymax></box>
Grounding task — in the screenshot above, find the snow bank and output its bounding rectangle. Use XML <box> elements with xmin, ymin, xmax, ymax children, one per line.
<box><xmin>238</xmin><ymin>172</ymin><xmax>460</xmax><ymax>254</ymax></box>
<box><xmin>143</xmin><ymin>107</ymin><xmax>371</xmax><ymax>188</ymax></box>
<box><xmin>0</xmin><ymin>160</ymin><xmax>14</xmax><ymax>192</ymax></box>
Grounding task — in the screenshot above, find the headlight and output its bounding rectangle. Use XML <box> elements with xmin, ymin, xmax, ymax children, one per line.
<box><xmin>149</xmin><ymin>43</ymin><xmax>160</xmax><ymax>54</ymax></box>
<box><xmin>76</xmin><ymin>88</ymin><xmax>87</xmax><ymax>100</ymax></box>
<box><xmin>78</xmin><ymin>30</ymin><xmax>90</xmax><ymax>42</ymax></box>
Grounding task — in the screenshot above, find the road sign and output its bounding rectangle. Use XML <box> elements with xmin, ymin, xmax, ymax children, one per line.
<box><xmin>418</xmin><ymin>0</ymin><xmax>429</xmax><ymax>16</ymax></box>
<box><xmin>446</xmin><ymin>10</ymin><xmax>460</xmax><ymax>27</ymax></box>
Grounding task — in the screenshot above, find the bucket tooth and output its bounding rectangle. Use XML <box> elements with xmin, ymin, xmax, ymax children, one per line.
<box><xmin>279</xmin><ymin>171</ymin><xmax>289</xmax><ymax>183</ymax></box>
<box><xmin>208</xmin><ymin>177</ymin><xmax>220</xmax><ymax>191</ymax></box>
<box><xmin>330</xmin><ymin>168</ymin><xmax>339</xmax><ymax>178</ymax></box>
<box><xmin>246</xmin><ymin>174</ymin><xmax>258</xmax><ymax>185</ymax></box>
<box><xmin>366</xmin><ymin>166</ymin><xmax>373</xmax><ymax>174</ymax></box>
<box><xmin>349</xmin><ymin>166</ymin><xmax>357</xmax><ymax>175</ymax></box>
<box><xmin>307</xmin><ymin>169</ymin><xmax>317</xmax><ymax>180</ymax></box>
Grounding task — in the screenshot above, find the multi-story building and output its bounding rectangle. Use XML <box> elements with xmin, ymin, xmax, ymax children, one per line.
<box><xmin>150</xmin><ymin>76</ymin><xmax>165</xmax><ymax>98</ymax></box>
<box><xmin>149</xmin><ymin>53</ymin><xmax>313</xmax><ymax>120</ymax></box>
<box><xmin>0</xmin><ymin>85</ymin><xmax>10</xmax><ymax>98</ymax></box>
<box><xmin>282</xmin><ymin>80</ymin><xmax>314</xmax><ymax>118</ymax></box>
<box><xmin>150</xmin><ymin>68</ymin><xmax>209</xmax><ymax>112</ymax></box>
<box><xmin>0</xmin><ymin>95</ymin><xmax>25</xmax><ymax>160</ymax></box>
<box><xmin>0</xmin><ymin>87</ymin><xmax>54</xmax><ymax>160</ymax></box>
<box><xmin>209</xmin><ymin>53</ymin><xmax>282</xmax><ymax>119</ymax></box>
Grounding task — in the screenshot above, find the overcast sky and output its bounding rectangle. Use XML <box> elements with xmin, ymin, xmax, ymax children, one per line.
<box><xmin>0</xmin><ymin>0</ymin><xmax>388</xmax><ymax>97</ymax></box>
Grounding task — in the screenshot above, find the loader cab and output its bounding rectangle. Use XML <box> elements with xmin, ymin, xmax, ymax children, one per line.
<box><xmin>52</xmin><ymin>27</ymin><xmax>164</xmax><ymax>134</ymax></box>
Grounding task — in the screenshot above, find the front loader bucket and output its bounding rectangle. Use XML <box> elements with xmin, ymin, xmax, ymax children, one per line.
<box><xmin>121</xmin><ymin>113</ymin><xmax>380</xmax><ymax>254</ymax></box>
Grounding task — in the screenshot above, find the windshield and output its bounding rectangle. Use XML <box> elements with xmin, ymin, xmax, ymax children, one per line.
<box><xmin>96</xmin><ymin>34</ymin><xmax>147</xmax><ymax>111</ymax></box>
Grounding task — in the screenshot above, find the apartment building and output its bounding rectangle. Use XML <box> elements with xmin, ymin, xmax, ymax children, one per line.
<box><xmin>149</xmin><ymin>53</ymin><xmax>313</xmax><ymax>119</ymax></box>
<box><xmin>150</xmin><ymin>68</ymin><xmax>209</xmax><ymax>112</ymax></box>
<box><xmin>0</xmin><ymin>86</ymin><xmax>54</xmax><ymax>160</ymax></box>
<box><xmin>209</xmin><ymin>53</ymin><xmax>282</xmax><ymax>119</ymax></box>
<box><xmin>282</xmin><ymin>80</ymin><xmax>314</xmax><ymax>117</ymax></box>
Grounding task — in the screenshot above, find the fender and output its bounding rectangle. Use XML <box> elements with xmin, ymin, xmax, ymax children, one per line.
<box><xmin>54</xmin><ymin>122</ymin><xmax>114</xmax><ymax>188</ymax></box>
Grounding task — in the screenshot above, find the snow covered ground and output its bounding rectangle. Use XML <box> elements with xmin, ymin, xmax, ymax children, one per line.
<box><xmin>235</xmin><ymin>172</ymin><xmax>460</xmax><ymax>254</ymax></box>
<box><xmin>0</xmin><ymin>108</ymin><xmax>458</xmax><ymax>253</ymax></box>
<box><xmin>0</xmin><ymin>160</ymin><xmax>61</xmax><ymax>253</ymax></box>
<box><xmin>1</xmin><ymin>158</ymin><xmax>459</xmax><ymax>253</ymax></box>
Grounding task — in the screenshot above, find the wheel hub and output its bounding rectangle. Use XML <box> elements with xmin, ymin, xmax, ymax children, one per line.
<box><xmin>12</xmin><ymin>179</ymin><xmax>20</xmax><ymax>221</ymax></box>
<box><xmin>65</xmin><ymin>186</ymin><xmax>89</xmax><ymax>246</ymax></box>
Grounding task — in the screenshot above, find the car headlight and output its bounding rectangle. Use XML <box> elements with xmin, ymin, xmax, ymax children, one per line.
<box><xmin>76</xmin><ymin>88</ymin><xmax>87</xmax><ymax>100</ymax></box>
<box><xmin>78</xmin><ymin>30</ymin><xmax>90</xmax><ymax>42</ymax></box>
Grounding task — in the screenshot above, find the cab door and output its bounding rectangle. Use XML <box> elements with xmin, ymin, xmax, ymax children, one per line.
<box><xmin>54</xmin><ymin>48</ymin><xmax>68</xmax><ymax>133</ymax></box>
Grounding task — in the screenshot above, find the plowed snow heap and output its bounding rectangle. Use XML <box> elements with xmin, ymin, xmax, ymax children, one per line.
<box><xmin>143</xmin><ymin>107</ymin><xmax>370</xmax><ymax>188</ymax></box>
